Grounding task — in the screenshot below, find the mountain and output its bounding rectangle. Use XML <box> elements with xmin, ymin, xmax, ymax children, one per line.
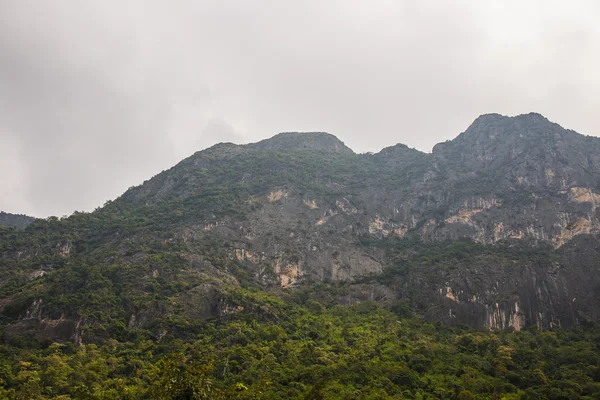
<box><xmin>2</xmin><ymin>113</ymin><xmax>600</xmax><ymax>398</ymax></box>
<box><xmin>0</xmin><ymin>212</ymin><xmax>35</xmax><ymax>229</ymax></box>
<box><xmin>3</xmin><ymin>113</ymin><xmax>600</xmax><ymax>342</ymax></box>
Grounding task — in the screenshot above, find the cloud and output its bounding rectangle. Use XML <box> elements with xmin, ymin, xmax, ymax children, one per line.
<box><xmin>0</xmin><ymin>0</ymin><xmax>598</xmax><ymax>216</ymax></box>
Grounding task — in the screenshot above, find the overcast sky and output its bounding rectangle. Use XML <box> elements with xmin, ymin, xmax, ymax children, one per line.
<box><xmin>1</xmin><ymin>0</ymin><xmax>599</xmax><ymax>217</ymax></box>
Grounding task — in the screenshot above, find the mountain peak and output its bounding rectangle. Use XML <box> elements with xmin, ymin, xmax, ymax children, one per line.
<box><xmin>470</xmin><ymin>112</ymin><xmax>551</xmax><ymax>128</ymax></box>
<box><xmin>249</xmin><ymin>132</ymin><xmax>354</xmax><ymax>154</ymax></box>
<box><xmin>431</xmin><ymin>112</ymin><xmax>593</xmax><ymax>176</ymax></box>
<box><xmin>449</xmin><ymin>112</ymin><xmax>564</xmax><ymax>147</ymax></box>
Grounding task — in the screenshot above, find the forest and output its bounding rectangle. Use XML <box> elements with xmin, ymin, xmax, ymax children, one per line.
<box><xmin>1</xmin><ymin>288</ymin><xmax>600</xmax><ymax>399</ymax></box>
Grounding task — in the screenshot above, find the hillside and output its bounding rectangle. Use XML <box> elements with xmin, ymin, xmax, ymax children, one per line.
<box><xmin>1</xmin><ymin>113</ymin><xmax>600</xmax><ymax>398</ymax></box>
<box><xmin>0</xmin><ymin>212</ymin><xmax>35</xmax><ymax>229</ymax></box>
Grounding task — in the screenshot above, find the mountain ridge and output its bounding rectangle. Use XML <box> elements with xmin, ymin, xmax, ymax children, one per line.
<box><xmin>248</xmin><ymin>131</ymin><xmax>354</xmax><ymax>154</ymax></box>
<box><xmin>0</xmin><ymin>211</ymin><xmax>36</xmax><ymax>229</ymax></box>
<box><xmin>2</xmin><ymin>111</ymin><xmax>600</xmax><ymax>349</ymax></box>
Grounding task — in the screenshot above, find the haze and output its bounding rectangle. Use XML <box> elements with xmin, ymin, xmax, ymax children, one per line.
<box><xmin>1</xmin><ymin>0</ymin><xmax>599</xmax><ymax>217</ymax></box>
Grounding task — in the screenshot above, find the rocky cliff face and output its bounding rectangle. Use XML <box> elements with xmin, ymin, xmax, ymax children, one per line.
<box><xmin>3</xmin><ymin>115</ymin><xmax>600</xmax><ymax>343</ymax></box>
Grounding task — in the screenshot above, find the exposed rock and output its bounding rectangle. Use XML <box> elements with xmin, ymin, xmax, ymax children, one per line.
<box><xmin>29</xmin><ymin>270</ymin><xmax>47</xmax><ymax>280</ymax></box>
<box><xmin>57</xmin><ymin>241</ymin><xmax>73</xmax><ymax>257</ymax></box>
<box><xmin>268</xmin><ymin>190</ymin><xmax>286</xmax><ymax>202</ymax></box>
<box><xmin>303</xmin><ymin>199</ymin><xmax>319</xmax><ymax>209</ymax></box>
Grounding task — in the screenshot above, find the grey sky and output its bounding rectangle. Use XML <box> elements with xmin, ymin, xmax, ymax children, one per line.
<box><xmin>1</xmin><ymin>0</ymin><xmax>599</xmax><ymax>217</ymax></box>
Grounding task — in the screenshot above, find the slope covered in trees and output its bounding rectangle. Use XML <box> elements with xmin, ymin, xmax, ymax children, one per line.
<box><xmin>0</xmin><ymin>212</ymin><xmax>35</xmax><ymax>229</ymax></box>
<box><xmin>2</xmin><ymin>292</ymin><xmax>600</xmax><ymax>399</ymax></box>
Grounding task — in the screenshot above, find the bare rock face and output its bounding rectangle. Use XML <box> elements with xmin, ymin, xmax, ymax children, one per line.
<box><xmin>4</xmin><ymin>113</ymin><xmax>600</xmax><ymax>342</ymax></box>
<box><xmin>2</xmin><ymin>298</ymin><xmax>84</xmax><ymax>343</ymax></box>
<box><xmin>364</xmin><ymin>113</ymin><xmax>600</xmax><ymax>249</ymax></box>
<box><xmin>386</xmin><ymin>237</ymin><xmax>600</xmax><ymax>330</ymax></box>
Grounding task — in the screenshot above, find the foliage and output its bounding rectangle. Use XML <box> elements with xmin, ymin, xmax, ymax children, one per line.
<box><xmin>1</xmin><ymin>297</ymin><xmax>600</xmax><ymax>399</ymax></box>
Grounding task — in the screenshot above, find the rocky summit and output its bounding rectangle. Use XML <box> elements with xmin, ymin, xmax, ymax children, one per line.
<box><xmin>3</xmin><ymin>113</ymin><xmax>600</xmax><ymax>341</ymax></box>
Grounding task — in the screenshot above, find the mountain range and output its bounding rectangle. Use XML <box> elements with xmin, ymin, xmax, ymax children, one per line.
<box><xmin>4</xmin><ymin>112</ymin><xmax>600</xmax><ymax>398</ymax></box>
<box><xmin>2</xmin><ymin>112</ymin><xmax>600</xmax><ymax>343</ymax></box>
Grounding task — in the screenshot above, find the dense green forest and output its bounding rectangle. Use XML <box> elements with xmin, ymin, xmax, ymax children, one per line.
<box><xmin>1</xmin><ymin>289</ymin><xmax>600</xmax><ymax>399</ymax></box>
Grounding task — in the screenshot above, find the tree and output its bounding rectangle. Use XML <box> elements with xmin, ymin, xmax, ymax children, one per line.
<box><xmin>149</xmin><ymin>353</ymin><xmax>213</xmax><ymax>400</ymax></box>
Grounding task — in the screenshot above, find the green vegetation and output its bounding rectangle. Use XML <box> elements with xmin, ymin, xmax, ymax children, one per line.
<box><xmin>2</xmin><ymin>222</ymin><xmax>597</xmax><ymax>399</ymax></box>
<box><xmin>1</xmin><ymin>294</ymin><xmax>600</xmax><ymax>399</ymax></box>
<box><xmin>0</xmin><ymin>212</ymin><xmax>35</xmax><ymax>229</ymax></box>
<box><xmin>1</xmin><ymin>201</ymin><xmax>598</xmax><ymax>398</ymax></box>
